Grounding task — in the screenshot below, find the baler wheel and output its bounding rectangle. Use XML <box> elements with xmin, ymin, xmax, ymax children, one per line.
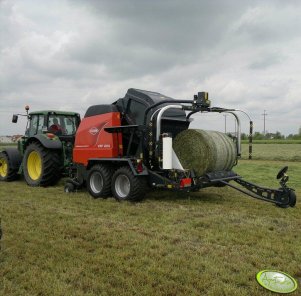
<box><xmin>87</xmin><ymin>164</ymin><xmax>112</xmax><ymax>198</ymax></box>
<box><xmin>64</xmin><ymin>182</ymin><xmax>75</xmax><ymax>193</ymax></box>
<box><xmin>23</xmin><ymin>142</ymin><xmax>60</xmax><ymax>186</ymax></box>
<box><xmin>276</xmin><ymin>190</ymin><xmax>297</xmax><ymax>208</ymax></box>
<box><xmin>112</xmin><ymin>166</ymin><xmax>147</xmax><ymax>202</ymax></box>
<box><xmin>0</xmin><ymin>152</ymin><xmax>19</xmax><ymax>181</ymax></box>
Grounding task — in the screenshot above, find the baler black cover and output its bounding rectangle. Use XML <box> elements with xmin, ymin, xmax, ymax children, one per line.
<box><xmin>84</xmin><ymin>105</ymin><xmax>118</xmax><ymax>118</ymax></box>
<box><xmin>113</xmin><ymin>88</ymin><xmax>188</xmax><ymax>125</ymax></box>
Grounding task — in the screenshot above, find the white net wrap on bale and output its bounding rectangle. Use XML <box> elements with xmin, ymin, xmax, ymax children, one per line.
<box><xmin>173</xmin><ymin>129</ymin><xmax>237</xmax><ymax>176</ymax></box>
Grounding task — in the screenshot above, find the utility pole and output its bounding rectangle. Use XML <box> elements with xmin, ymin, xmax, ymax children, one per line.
<box><xmin>223</xmin><ymin>114</ymin><xmax>227</xmax><ymax>133</ymax></box>
<box><xmin>262</xmin><ymin>110</ymin><xmax>268</xmax><ymax>136</ymax></box>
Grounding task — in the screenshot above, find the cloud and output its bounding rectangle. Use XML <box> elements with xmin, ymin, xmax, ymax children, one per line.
<box><xmin>0</xmin><ymin>0</ymin><xmax>300</xmax><ymax>136</ymax></box>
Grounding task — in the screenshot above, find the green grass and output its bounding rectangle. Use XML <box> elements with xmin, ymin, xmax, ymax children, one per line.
<box><xmin>241</xmin><ymin>143</ymin><xmax>301</xmax><ymax>161</ymax></box>
<box><xmin>1</xmin><ymin>160</ymin><xmax>301</xmax><ymax>295</ymax></box>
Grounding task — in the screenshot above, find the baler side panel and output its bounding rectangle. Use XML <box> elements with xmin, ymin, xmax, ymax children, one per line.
<box><xmin>73</xmin><ymin>112</ymin><xmax>122</xmax><ymax>166</ymax></box>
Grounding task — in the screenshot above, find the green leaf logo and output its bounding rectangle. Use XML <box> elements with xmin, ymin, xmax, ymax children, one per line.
<box><xmin>256</xmin><ymin>270</ymin><xmax>298</xmax><ymax>293</ymax></box>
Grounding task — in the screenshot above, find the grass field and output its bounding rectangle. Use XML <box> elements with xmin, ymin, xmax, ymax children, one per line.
<box><xmin>241</xmin><ymin>143</ymin><xmax>301</xmax><ymax>161</ymax></box>
<box><xmin>1</xmin><ymin>146</ymin><xmax>301</xmax><ymax>295</ymax></box>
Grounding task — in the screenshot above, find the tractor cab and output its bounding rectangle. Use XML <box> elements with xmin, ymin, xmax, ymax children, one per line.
<box><xmin>27</xmin><ymin>111</ymin><xmax>81</xmax><ymax>141</ymax></box>
<box><xmin>13</xmin><ymin>109</ymin><xmax>81</xmax><ymax>143</ymax></box>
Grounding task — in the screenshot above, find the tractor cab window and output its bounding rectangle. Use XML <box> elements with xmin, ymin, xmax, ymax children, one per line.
<box><xmin>48</xmin><ymin>115</ymin><xmax>77</xmax><ymax>136</ymax></box>
<box><xmin>27</xmin><ymin>115</ymin><xmax>38</xmax><ymax>136</ymax></box>
<box><xmin>27</xmin><ymin>114</ymin><xmax>45</xmax><ymax>137</ymax></box>
<box><xmin>62</xmin><ymin>116</ymin><xmax>77</xmax><ymax>135</ymax></box>
<box><xmin>37</xmin><ymin>114</ymin><xmax>45</xmax><ymax>133</ymax></box>
<box><xmin>48</xmin><ymin>115</ymin><xmax>63</xmax><ymax>135</ymax></box>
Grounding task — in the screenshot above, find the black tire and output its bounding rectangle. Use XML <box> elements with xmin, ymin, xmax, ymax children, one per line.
<box><xmin>23</xmin><ymin>142</ymin><xmax>61</xmax><ymax>186</ymax></box>
<box><xmin>64</xmin><ymin>182</ymin><xmax>75</xmax><ymax>193</ymax></box>
<box><xmin>87</xmin><ymin>164</ymin><xmax>112</xmax><ymax>198</ymax></box>
<box><xmin>289</xmin><ymin>190</ymin><xmax>297</xmax><ymax>207</ymax></box>
<box><xmin>0</xmin><ymin>152</ymin><xmax>19</xmax><ymax>181</ymax></box>
<box><xmin>111</xmin><ymin>166</ymin><xmax>147</xmax><ymax>202</ymax></box>
<box><xmin>277</xmin><ymin>190</ymin><xmax>297</xmax><ymax>208</ymax></box>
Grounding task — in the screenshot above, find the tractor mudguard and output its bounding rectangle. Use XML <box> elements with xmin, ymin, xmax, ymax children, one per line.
<box><xmin>30</xmin><ymin>134</ymin><xmax>62</xmax><ymax>150</ymax></box>
<box><xmin>2</xmin><ymin>148</ymin><xmax>22</xmax><ymax>170</ymax></box>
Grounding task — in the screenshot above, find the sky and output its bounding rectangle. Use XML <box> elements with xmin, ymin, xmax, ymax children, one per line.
<box><xmin>0</xmin><ymin>0</ymin><xmax>300</xmax><ymax>136</ymax></box>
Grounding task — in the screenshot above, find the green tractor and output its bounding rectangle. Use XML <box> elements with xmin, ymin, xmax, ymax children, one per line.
<box><xmin>0</xmin><ymin>106</ymin><xmax>80</xmax><ymax>186</ymax></box>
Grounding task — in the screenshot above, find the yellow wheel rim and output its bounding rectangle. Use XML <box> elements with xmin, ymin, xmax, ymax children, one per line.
<box><xmin>27</xmin><ymin>151</ymin><xmax>42</xmax><ymax>181</ymax></box>
<box><xmin>0</xmin><ymin>157</ymin><xmax>8</xmax><ymax>177</ymax></box>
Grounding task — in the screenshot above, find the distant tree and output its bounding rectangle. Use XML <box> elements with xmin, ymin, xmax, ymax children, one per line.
<box><xmin>265</xmin><ymin>132</ymin><xmax>273</xmax><ymax>139</ymax></box>
<box><xmin>253</xmin><ymin>132</ymin><xmax>264</xmax><ymax>140</ymax></box>
<box><xmin>294</xmin><ymin>134</ymin><xmax>301</xmax><ymax>140</ymax></box>
<box><xmin>241</xmin><ymin>133</ymin><xmax>247</xmax><ymax>140</ymax></box>
<box><xmin>274</xmin><ymin>131</ymin><xmax>284</xmax><ymax>139</ymax></box>
<box><xmin>286</xmin><ymin>133</ymin><xmax>301</xmax><ymax>140</ymax></box>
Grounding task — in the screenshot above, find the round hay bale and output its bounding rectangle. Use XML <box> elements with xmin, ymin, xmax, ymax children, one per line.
<box><xmin>173</xmin><ymin>129</ymin><xmax>237</xmax><ymax>176</ymax></box>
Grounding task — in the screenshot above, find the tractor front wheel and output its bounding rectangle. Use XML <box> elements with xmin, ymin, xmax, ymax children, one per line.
<box><xmin>0</xmin><ymin>152</ymin><xmax>19</xmax><ymax>181</ymax></box>
<box><xmin>23</xmin><ymin>142</ymin><xmax>60</xmax><ymax>186</ymax></box>
<box><xmin>112</xmin><ymin>167</ymin><xmax>147</xmax><ymax>202</ymax></box>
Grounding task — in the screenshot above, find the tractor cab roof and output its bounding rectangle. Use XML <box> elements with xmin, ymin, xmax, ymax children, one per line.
<box><xmin>29</xmin><ymin>110</ymin><xmax>80</xmax><ymax>117</ymax></box>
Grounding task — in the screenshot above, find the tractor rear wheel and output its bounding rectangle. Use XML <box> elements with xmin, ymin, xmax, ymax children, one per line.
<box><xmin>87</xmin><ymin>164</ymin><xmax>112</xmax><ymax>198</ymax></box>
<box><xmin>23</xmin><ymin>142</ymin><xmax>61</xmax><ymax>186</ymax></box>
<box><xmin>112</xmin><ymin>167</ymin><xmax>147</xmax><ymax>202</ymax></box>
<box><xmin>0</xmin><ymin>152</ymin><xmax>19</xmax><ymax>181</ymax></box>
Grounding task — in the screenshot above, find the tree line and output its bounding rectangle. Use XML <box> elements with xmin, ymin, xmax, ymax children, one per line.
<box><xmin>239</xmin><ymin>131</ymin><xmax>301</xmax><ymax>140</ymax></box>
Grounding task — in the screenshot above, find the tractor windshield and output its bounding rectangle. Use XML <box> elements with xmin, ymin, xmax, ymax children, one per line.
<box><xmin>26</xmin><ymin>114</ymin><xmax>45</xmax><ymax>137</ymax></box>
<box><xmin>48</xmin><ymin>115</ymin><xmax>78</xmax><ymax>136</ymax></box>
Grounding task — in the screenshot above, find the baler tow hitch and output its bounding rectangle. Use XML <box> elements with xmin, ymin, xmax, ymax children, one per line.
<box><xmin>219</xmin><ymin>166</ymin><xmax>296</xmax><ymax>208</ymax></box>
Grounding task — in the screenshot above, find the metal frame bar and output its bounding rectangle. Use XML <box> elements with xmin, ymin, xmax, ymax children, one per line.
<box><xmin>224</xmin><ymin>111</ymin><xmax>241</xmax><ymax>156</ymax></box>
<box><xmin>156</xmin><ymin>105</ymin><xmax>183</xmax><ymax>141</ymax></box>
<box><xmin>143</xmin><ymin>100</ymin><xmax>194</xmax><ymax>125</ymax></box>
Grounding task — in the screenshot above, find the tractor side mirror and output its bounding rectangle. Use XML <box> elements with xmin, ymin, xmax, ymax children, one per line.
<box><xmin>12</xmin><ymin>114</ymin><xmax>18</xmax><ymax>123</ymax></box>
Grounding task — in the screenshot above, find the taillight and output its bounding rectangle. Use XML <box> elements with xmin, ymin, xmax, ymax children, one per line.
<box><xmin>180</xmin><ymin>178</ymin><xmax>192</xmax><ymax>188</ymax></box>
<box><xmin>46</xmin><ymin>133</ymin><xmax>55</xmax><ymax>139</ymax></box>
<box><xmin>137</xmin><ymin>160</ymin><xmax>143</xmax><ymax>173</ymax></box>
